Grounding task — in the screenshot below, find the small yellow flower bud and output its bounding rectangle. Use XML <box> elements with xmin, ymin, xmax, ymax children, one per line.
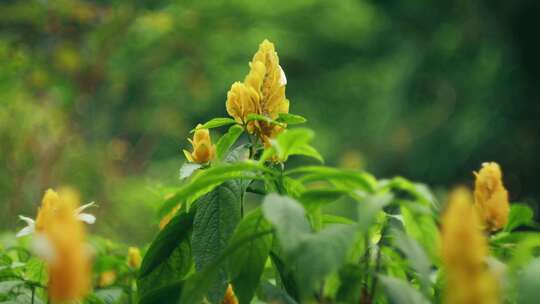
<box><xmin>127</xmin><ymin>247</ymin><xmax>142</xmax><ymax>269</ymax></box>
<box><xmin>473</xmin><ymin>162</ymin><xmax>510</xmax><ymax>231</ymax></box>
<box><xmin>98</xmin><ymin>271</ymin><xmax>117</xmax><ymax>287</ymax></box>
<box><xmin>441</xmin><ymin>187</ymin><xmax>498</xmax><ymax>304</ymax></box>
<box><xmin>183</xmin><ymin>124</ymin><xmax>216</xmax><ymax>164</ymax></box>
<box><xmin>221</xmin><ymin>284</ymin><xmax>238</xmax><ymax>304</ymax></box>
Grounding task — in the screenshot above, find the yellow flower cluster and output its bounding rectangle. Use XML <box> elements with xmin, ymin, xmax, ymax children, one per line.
<box><xmin>183</xmin><ymin>124</ymin><xmax>216</xmax><ymax>164</ymax></box>
<box><xmin>35</xmin><ymin>189</ymin><xmax>91</xmax><ymax>302</ymax></box>
<box><xmin>226</xmin><ymin>39</ymin><xmax>289</xmax><ymax>146</ymax></box>
<box><xmin>473</xmin><ymin>162</ymin><xmax>510</xmax><ymax>231</ymax></box>
<box><xmin>441</xmin><ymin>187</ymin><xmax>498</xmax><ymax>304</ymax></box>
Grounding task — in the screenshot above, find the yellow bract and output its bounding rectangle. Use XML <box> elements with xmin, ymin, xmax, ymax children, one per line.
<box><xmin>441</xmin><ymin>187</ymin><xmax>498</xmax><ymax>304</ymax></box>
<box><xmin>127</xmin><ymin>247</ymin><xmax>142</xmax><ymax>269</ymax></box>
<box><xmin>473</xmin><ymin>162</ymin><xmax>510</xmax><ymax>231</ymax></box>
<box><xmin>221</xmin><ymin>284</ymin><xmax>238</xmax><ymax>304</ymax></box>
<box><xmin>36</xmin><ymin>188</ymin><xmax>91</xmax><ymax>302</ymax></box>
<box><xmin>226</xmin><ymin>39</ymin><xmax>289</xmax><ymax>147</ymax></box>
<box><xmin>183</xmin><ymin>124</ymin><xmax>216</xmax><ymax>164</ymax></box>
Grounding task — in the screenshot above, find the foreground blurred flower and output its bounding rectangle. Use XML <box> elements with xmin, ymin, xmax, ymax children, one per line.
<box><xmin>221</xmin><ymin>284</ymin><xmax>238</xmax><ymax>304</ymax></box>
<box><xmin>226</xmin><ymin>39</ymin><xmax>289</xmax><ymax>147</ymax></box>
<box><xmin>17</xmin><ymin>188</ymin><xmax>96</xmax><ymax>238</ymax></box>
<box><xmin>183</xmin><ymin>124</ymin><xmax>216</xmax><ymax>164</ymax></box>
<box><xmin>127</xmin><ymin>247</ymin><xmax>142</xmax><ymax>269</ymax></box>
<box><xmin>441</xmin><ymin>187</ymin><xmax>498</xmax><ymax>304</ymax></box>
<box><xmin>32</xmin><ymin>189</ymin><xmax>91</xmax><ymax>301</ymax></box>
<box><xmin>474</xmin><ymin>162</ymin><xmax>510</xmax><ymax>231</ymax></box>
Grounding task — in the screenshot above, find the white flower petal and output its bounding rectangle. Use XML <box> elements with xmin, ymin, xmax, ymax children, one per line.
<box><xmin>78</xmin><ymin>213</ymin><xmax>96</xmax><ymax>224</ymax></box>
<box><xmin>32</xmin><ymin>234</ymin><xmax>57</xmax><ymax>264</ymax></box>
<box><xmin>75</xmin><ymin>201</ymin><xmax>96</xmax><ymax>214</ymax></box>
<box><xmin>18</xmin><ymin>215</ymin><xmax>35</xmax><ymax>226</ymax></box>
<box><xmin>16</xmin><ymin>226</ymin><xmax>35</xmax><ymax>238</ymax></box>
<box><xmin>279</xmin><ymin>65</ymin><xmax>287</xmax><ymax>86</ymax></box>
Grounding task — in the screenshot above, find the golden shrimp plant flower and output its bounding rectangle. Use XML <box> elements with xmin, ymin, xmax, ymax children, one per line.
<box><xmin>221</xmin><ymin>284</ymin><xmax>238</xmax><ymax>304</ymax></box>
<box><xmin>473</xmin><ymin>162</ymin><xmax>510</xmax><ymax>231</ymax></box>
<box><xmin>183</xmin><ymin>124</ymin><xmax>216</xmax><ymax>164</ymax></box>
<box><xmin>226</xmin><ymin>39</ymin><xmax>289</xmax><ymax>146</ymax></box>
<box><xmin>16</xmin><ymin>187</ymin><xmax>96</xmax><ymax>238</ymax></box>
<box><xmin>32</xmin><ymin>189</ymin><xmax>91</xmax><ymax>301</ymax></box>
<box><xmin>441</xmin><ymin>187</ymin><xmax>498</xmax><ymax>304</ymax></box>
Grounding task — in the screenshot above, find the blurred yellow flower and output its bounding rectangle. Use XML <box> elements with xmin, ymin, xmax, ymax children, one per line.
<box><xmin>33</xmin><ymin>189</ymin><xmax>91</xmax><ymax>301</ymax></box>
<box><xmin>183</xmin><ymin>125</ymin><xmax>216</xmax><ymax>164</ymax></box>
<box><xmin>473</xmin><ymin>162</ymin><xmax>510</xmax><ymax>231</ymax></box>
<box><xmin>98</xmin><ymin>271</ymin><xmax>117</xmax><ymax>287</ymax></box>
<box><xmin>221</xmin><ymin>284</ymin><xmax>238</xmax><ymax>304</ymax></box>
<box><xmin>127</xmin><ymin>247</ymin><xmax>142</xmax><ymax>269</ymax></box>
<box><xmin>441</xmin><ymin>187</ymin><xmax>498</xmax><ymax>304</ymax></box>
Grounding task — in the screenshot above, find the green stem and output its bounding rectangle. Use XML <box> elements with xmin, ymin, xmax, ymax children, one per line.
<box><xmin>369</xmin><ymin>224</ymin><xmax>389</xmax><ymax>300</ymax></box>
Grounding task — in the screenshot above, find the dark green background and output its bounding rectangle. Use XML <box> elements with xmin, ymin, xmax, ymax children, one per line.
<box><xmin>1</xmin><ymin>0</ymin><xmax>539</xmax><ymax>243</ymax></box>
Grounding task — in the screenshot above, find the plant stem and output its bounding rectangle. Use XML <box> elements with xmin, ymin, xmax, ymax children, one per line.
<box><xmin>369</xmin><ymin>224</ymin><xmax>388</xmax><ymax>300</ymax></box>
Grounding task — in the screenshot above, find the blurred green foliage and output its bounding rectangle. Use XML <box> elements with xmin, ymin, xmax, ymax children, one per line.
<box><xmin>1</xmin><ymin>0</ymin><xmax>539</xmax><ymax>243</ymax></box>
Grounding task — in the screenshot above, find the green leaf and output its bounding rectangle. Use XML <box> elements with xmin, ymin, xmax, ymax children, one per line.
<box><xmin>139</xmin><ymin>281</ymin><xmax>183</xmax><ymax>304</ymax></box>
<box><xmin>139</xmin><ymin>211</ymin><xmax>194</xmax><ymax>277</ymax></box>
<box><xmin>138</xmin><ymin>211</ymin><xmax>194</xmax><ymax>299</ymax></box>
<box><xmin>292</xmin><ymin>225</ymin><xmax>357</xmax><ymax>296</ymax></box>
<box><xmin>285</xmin><ymin>166</ymin><xmax>377</xmax><ymax>193</ymax></box>
<box><xmin>216</xmin><ymin>125</ymin><xmax>244</xmax><ymax>160</ymax></box>
<box><xmin>228</xmin><ymin>208</ymin><xmax>273</xmax><ymax>304</ymax></box>
<box><xmin>259</xmin><ymin>281</ymin><xmax>298</xmax><ymax>304</ymax></box>
<box><xmin>357</xmin><ymin>193</ymin><xmax>393</xmax><ymax>231</ymax></box>
<box><xmin>191</xmin><ymin>180</ymin><xmax>243</xmax><ymax>303</ymax></box>
<box><xmin>91</xmin><ymin>288</ymin><xmax>126</xmax><ymax>304</ymax></box>
<box><xmin>505</xmin><ymin>204</ymin><xmax>534</xmax><ymax>232</ymax></box>
<box><xmin>159</xmin><ymin>162</ymin><xmax>275</xmax><ymax>218</ymax></box>
<box><xmin>179</xmin><ymin>228</ymin><xmax>273</xmax><ymax>304</ymax></box>
<box><xmin>262</xmin><ymin>194</ymin><xmax>311</xmax><ymax>253</ymax></box>
<box><xmin>517</xmin><ymin>258</ymin><xmax>540</xmax><ymax>304</ymax></box>
<box><xmin>392</xmin><ymin>229</ymin><xmax>432</xmax><ymax>295</ymax></box>
<box><xmin>378</xmin><ymin>275</ymin><xmax>430</xmax><ymax>304</ymax></box>
<box><xmin>192</xmin><ymin>118</ymin><xmax>237</xmax><ymax>131</ymax></box>
<box><xmin>288</xmin><ymin>144</ymin><xmax>324</xmax><ymax>163</ymax></box>
<box><xmin>277</xmin><ymin>113</ymin><xmax>307</xmax><ymax>125</ymax></box>
<box><xmin>400</xmin><ymin>205</ymin><xmax>440</xmax><ymax>262</ymax></box>
<box><xmin>298</xmin><ymin>188</ymin><xmax>348</xmax><ymax>211</ymax></box>
<box><xmin>335</xmin><ymin>264</ymin><xmax>363</xmax><ymax>303</ymax></box>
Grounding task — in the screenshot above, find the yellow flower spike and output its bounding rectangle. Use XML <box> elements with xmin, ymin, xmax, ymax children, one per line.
<box><xmin>183</xmin><ymin>124</ymin><xmax>216</xmax><ymax>164</ymax></box>
<box><xmin>473</xmin><ymin>162</ymin><xmax>510</xmax><ymax>231</ymax></box>
<box><xmin>221</xmin><ymin>284</ymin><xmax>238</xmax><ymax>304</ymax></box>
<box><xmin>441</xmin><ymin>187</ymin><xmax>498</xmax><ymax>304</ymax></box>
<box><xmin>127</xmin><ymin>247</ymin><xmax>142</xmax><ymax>269</ymax></box>
<box><xmin>35</xmin><ymin>189</ymin><xmax>91</xmax><ymax>302</ymax></box>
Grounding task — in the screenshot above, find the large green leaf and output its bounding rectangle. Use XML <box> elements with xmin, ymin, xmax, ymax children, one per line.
<box><xmin>137</xmin><ymin>211</ymin><xmax>194</xmax><ymax>299</ymax></box>
<box><xmin>259</xmin><ymin>281</ymin><xmax>298</xmax><ymax>304</ymax></box>
<box><xmin>227</xmin><ymin>208</ymin><xmax>272</xmax><ymax>304</ymax></box>
<box><xmin>139</xmin><ymin>211</ymin><xmax>194</xmax><ymax>277</ymax></box>
<box><xmin>285</xmin><ymin>166</ymin><xmax>377</xmax><ymax>193</ymax></box>
<box><xmin>179</xmin><ymin>228</ymin><xmax>273</xmax><ymax>304</ymax></box>
<box><xmin>262</xmin><ymin>193</ymin><xmax>311</xmax><ymax>253</ymax></box>
<box><xmin>400</xmin><ymin>204</ymin><xmax>440</xmax><ymax>263</ymax></box>
<box><xmin>277</xmin><ymin>113</ymin><xmax>307</xmax><ymax>125</ymax></box>
<box><xmin>191</xmin><ymin>180</ymin><xmax>243</xmax><ymax>303</ymax></box>
<box><xmin>378</xmin><ymin>275</ymin><xmax>430</xmax><ymax>304</ymax></box>
<box><xmin>517</xmin><ymin>258</ymin><xmax>540</xmax><ymax>304</ymax></box>
<box><xmin>159</xmin><ymin>162</ymin><xmax>275</xmax><ymax>218</ymax></box>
